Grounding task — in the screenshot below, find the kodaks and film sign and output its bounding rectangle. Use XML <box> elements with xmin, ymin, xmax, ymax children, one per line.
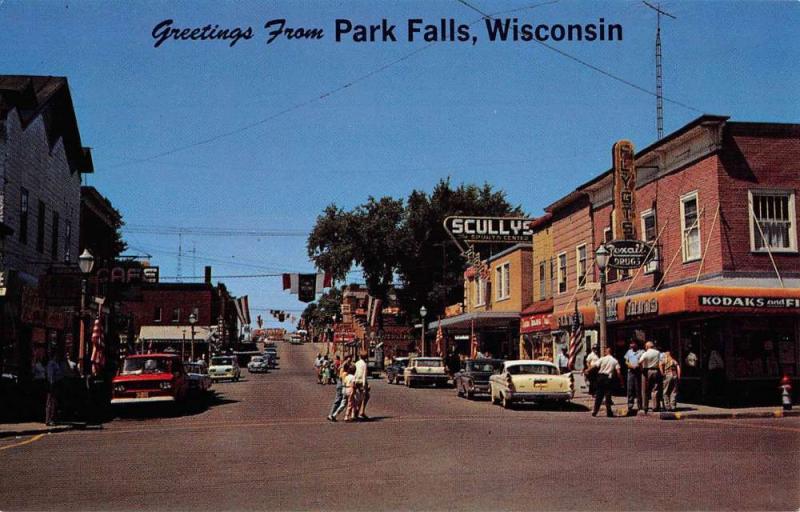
<box><xmin>444</xmin><ymin>216</ymin><xmax>534</xmax><ymax>244</ymax></box>
<box><xmin>700</xmin><ymin>295</ymin><xmax>800</xmax><ymax>309</ymax></box>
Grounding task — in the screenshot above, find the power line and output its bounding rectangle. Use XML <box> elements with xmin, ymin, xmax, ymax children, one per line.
<box><xmin>455</xmin><ymin>0</ymin><xmax>703</xmax><ymax>114</ymax></box>
<box><xmin>122</xmin><ymin>225</ymin><xmax>308</xmax><ymax>237</ymax></box>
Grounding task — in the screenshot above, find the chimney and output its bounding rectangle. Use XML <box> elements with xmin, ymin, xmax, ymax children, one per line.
<box><xmin>204</xmin><ymin>266</ymin><xmax>212</xmax><ymax>284</ymax></box>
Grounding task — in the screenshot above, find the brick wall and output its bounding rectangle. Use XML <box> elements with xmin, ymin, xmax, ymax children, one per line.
<box><xmin>121</xmin><ymin>285</ymin><xmax>215</xmax><ymax>334</ymax></box>
<box><xmin>717</xmin><ymin>124</ymin><xmax>800</xmax><ymax>276</ymax></box>
<box><xmin>0</xmin><ymin>110</ymin><xmax>81</xmax><ymax>278</ymax></box>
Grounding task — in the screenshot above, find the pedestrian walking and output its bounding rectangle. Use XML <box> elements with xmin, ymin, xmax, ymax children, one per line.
<box><xmin>660</xmin><ymin>350</ymin><xmax>681</xmax><ymax>411</ymax></box>
<box><xmin>313</xmin><ymin>353</ymin><xmax>324</xmax><ymax>384</ymax></box>
<box><xmin>327</xmin><ymin>362</ymin><xmax>348</xmax><ymax>422</ymax></box>
<box><xmin>591</xmin><ymin>347</ymin><xmax>623</xmax><ymax>417</ymax></box>
<box><xmin>583</xmin><ymin>347</ymin><xmax>599</xmax><ymax>396</ymax></box>
<box><xmin>344</xmin><ymin>364</ymin><xmax>361</xmax><ymax>422</ymax></box>
<box><xmin>638</xmin><ymin>341</ymin><xmax>662</xmax><ymax>413</ymax></box>
<box><xmin>624</xmin><ymin>340</ymin><xmax>643</xmax><ymax>414</ymax></box>
<box><xmin>355</xmin><ymin>350</ymin><xmax>370</xmax><ymax>420</ymax></box>
<box><xmin>45</xmin><ymin>349</ymin><xmax>66</xmax><ymax>426</ymax></box>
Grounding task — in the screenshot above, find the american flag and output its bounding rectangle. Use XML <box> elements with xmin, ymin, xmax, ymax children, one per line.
<box><xmin>567</xmin><ymin>305</ymin><xmax>582</xmax><ymax>371</ymax></box>
<box><xmin>470</xmin><ymin>319</ymin><xmax>478</xmax><ymax>359</ymax></box>
<box><xmin>90</xmin><ymin>314</ymin><xmax>105</xmax><ymax>376</ymax></box>
<box><xmin>434</xmin><ymin>322</ymin><xmax>444</xmax><ymax>357</ymax></box>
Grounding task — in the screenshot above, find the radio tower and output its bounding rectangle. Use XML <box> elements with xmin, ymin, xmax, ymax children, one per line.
<box><xmin>643</xmin><ymin>2</ymin><xmax>676</xmax><ymax>140</ymax></box>
<box><xmin>176</xmin><ymin>232</ymin><xmax>183</xmax><ymax>283</ymax></box>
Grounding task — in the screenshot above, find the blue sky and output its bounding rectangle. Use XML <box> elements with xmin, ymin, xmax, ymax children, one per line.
<box><xmin>2</xmin><ymin>0</ymin><xmax>798</xmax><ymax>327</ymax></box>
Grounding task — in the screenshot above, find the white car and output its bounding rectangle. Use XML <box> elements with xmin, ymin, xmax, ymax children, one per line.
<box><xmin>209</xmin><ymin>355</ymin><xmax>241</xmax><ymax>381</ymax></box>
<box><xmin>403</xmin><ymin>357</ymin><xmax>449</xmax><ymax>387</ymax></box>
<box><xmin>247</xmin><ymin>356</ymin><xmax>269</xmax><ymax>373</ymax></box>
<box><xmin>489</xmin><ymin>360</ymin><xmax>573</xmax><ymax>409</ymax></box>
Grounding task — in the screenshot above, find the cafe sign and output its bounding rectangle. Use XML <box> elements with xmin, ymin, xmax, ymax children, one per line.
<box><xmin>444</xmin><ymin>216</ymin><xmax>534</xmax><ymax>244</ymax></box>
<box><xmin>605</xmin><ymin>240</ymin><xmax>655</xmax><ymax>270</ymax></box>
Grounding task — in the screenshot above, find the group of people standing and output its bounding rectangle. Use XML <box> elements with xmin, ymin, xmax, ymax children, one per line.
<box><xmin>585</xmin><ymin>340</ymin><xmax>682</xmax><ymax>417</ymax></box>
<box><xmin>323</xmin><ymin>351</ymin><xmax>371</xmax><ymax>422</ymax></box>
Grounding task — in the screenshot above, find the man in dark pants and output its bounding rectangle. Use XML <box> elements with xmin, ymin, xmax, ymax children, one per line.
<box><xmin>624</xmin><ymin>340</ymin><xmax>643</xmax><ymax>414</ymax></box>
<box><xmin>591</xmin><ymin>347</ymin><xmax>623</xmax><ymax>417</ymax></box>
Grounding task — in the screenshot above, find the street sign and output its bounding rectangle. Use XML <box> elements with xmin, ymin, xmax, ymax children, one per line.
<box><xmin>605</xmin><ymin>240</ymin><xmax>655</xmax><ymax>269</ymax></box>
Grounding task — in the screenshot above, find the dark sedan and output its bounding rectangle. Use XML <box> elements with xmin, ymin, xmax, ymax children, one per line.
<box><xmin>454</xmin><ymin>359</ymin><xmax>504</xmax><ymax>399</ymax></box>
<box><xmin>385</xmin><ymin>357</ymin><xmax>409</xmax><ymax>384</ymax></box>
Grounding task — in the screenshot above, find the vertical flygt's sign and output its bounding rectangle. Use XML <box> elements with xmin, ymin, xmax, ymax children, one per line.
<box><xmin>444</xmin><ymin>217</ymin><xmax>534</xmax><ymax>244</ymax></box>
<box><xmin>612</xmin><ymin>140</ymin><xmax>637</xmax><ymax>240</ymax></box>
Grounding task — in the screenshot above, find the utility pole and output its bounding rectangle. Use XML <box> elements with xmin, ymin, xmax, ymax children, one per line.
<box><xmin>643</xmin><ymin>1</ymin><xmax>676</xmax><ymax>140</ymax></box>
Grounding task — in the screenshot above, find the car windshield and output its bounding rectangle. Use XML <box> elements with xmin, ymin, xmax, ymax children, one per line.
<box><xmin>394</xmin><ymin>359</ymin><xmax>409</xmax><ymax>367</ymax></box>
<box><xmin>506</xmin><ymin>364</ymin><xmax>559</xmax><ymax>375</ymax></box>
<box><xmin>211</xmin><ymin>357</ymin><xmax>233</xmax><ymax>366</ymax></box>
<box><xmin>467</xmin><ymin>361</ymin><xmax>503</xmax><ymax>373</ymax></box>
<box><xmin>122</xmin><ymin>358</ymin><xmax>172</xmax><ymax>375</ymax></box>
<box><xmin>185</xmin><ymin>364</ymin><xmax>206</xmax><ymax>374</ymax></box>
<box><xmin>415</xmin><ymin>359</ymin><xmax>443</xmax><ymax>367</ymax></box>
<box><xmin>250</xmin><ymin>357</ymin><xmax>263</xmax><ymax>363</ymax></box>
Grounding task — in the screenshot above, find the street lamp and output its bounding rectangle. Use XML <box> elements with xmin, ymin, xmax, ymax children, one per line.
<box><xmin>595</xmin><ymin>245</ymin><xmax>610</xmax><ymax>355</ymax></box>
<box><xmin>419</xmin><ymin>306</ymin><xmax>427</xmax><ymax>357</ymax></box>
<box><xmin>181</xmin><ymin>328</ymin><xmax>187</xmax><ymax>361</ymax></box>
<box><xmin>189</xmin><ymin>312</ymin><xmax>197</xmax><ymax>362</ymax></box>
<box><xmin>77</xmin><ymin>249</ymin><xmax>95</xmax><ymax>375</ymax></box>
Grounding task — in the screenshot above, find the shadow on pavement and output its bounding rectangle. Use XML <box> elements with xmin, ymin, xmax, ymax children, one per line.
<box><xmin>112</xmin><ymin>392</ymin><xmax>239</xmax><ymax>420</ymax></box>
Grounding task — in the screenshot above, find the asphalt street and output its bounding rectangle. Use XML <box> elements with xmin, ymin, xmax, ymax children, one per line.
<box><xmin>1</xmin><ymin>342</ymin><xmax>799</xmax><ymax>511</ymax></box>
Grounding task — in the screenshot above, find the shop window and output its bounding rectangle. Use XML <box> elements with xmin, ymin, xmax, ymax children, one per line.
<box><xmin>64</xmin><ymin>220</ymin><xmax>72</xmax><ymax>262</ymax></box>
<box><xmin>680</xmin><ymin>191</ymin><xmax>701</xmax><ymax>262</ymax></box>
<box><xmin>640</xmin><ymin>209</ymin><xmax>658</xmax><ymax>273</ymax></box>
<box><xmin>36</xmin><ymin>200</ymin><xmax>46</xmax><ymax>254</ymax></box>
<box><xmin>538</xmin><ymin>261</ymin><xmax>546</xmax><ymax>300</ymax></box>
<box><xmin>557</xmin><ymin>252</ymin><xmax>567</xmax><ymax>294</ymax></box>
<box><xmin>154</xmin><ymin>307</ymin><xmax>162</xmax><ymax>323</ymax></box>
<box><xmin>495</xmin><ymin>262</ymin><xmax>510</xmax><ymax>301</ymax></box>
<box><xmin>575</xmin><ymin>244</ymin><xmax>587</xmax><ymax>289</ymax></box>
<box><xmin>749</xmin><ymin>190</ymin><xmax>797</xmax><ymax>253</ymax></box>
<box><xmin>19</xmin><ymin>188</ymin><xmax>29</xmax><ymax>245</ymax></box>
<box><xmin>50</xmin><ymin>211</ymin><xmax>59</xmax><ymax>260</ymax></box>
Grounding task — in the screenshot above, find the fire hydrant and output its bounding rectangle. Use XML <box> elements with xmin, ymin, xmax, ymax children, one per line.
<box><xmin>779</xmin><ymin>375</ymin><xmax>792</xmax><ymax>411</ymax></box>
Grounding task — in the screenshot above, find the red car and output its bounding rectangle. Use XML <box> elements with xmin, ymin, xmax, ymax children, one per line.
<box><xmin>111</xmin><ymin>354</ymin><xmax>189</xmax><ymax>405</ymax></box>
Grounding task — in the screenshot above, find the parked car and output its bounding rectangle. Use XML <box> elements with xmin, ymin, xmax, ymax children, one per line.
<box><xmin>489</xmin><ymin>360</ymin><xmax>573</xmax><ymax>409</ymax></box>
<box><xmin>263</xmin><ymin>346</ymin><xmax>279</xmax><ymax>360</ymax></box>
<box><xmin>247</xmin><ymin>356</ymin><xmax>269</xmax><ymax>373</ymax></box>
<box><xmin>385</xmin><ymin>357</ymin><xmax>409</xmax><ymax>384</ymax></box>
<box><xmin>261</xmin><ymin>352</ymin><xmax>277</xmax><ymax>368</ymax></box>
<box><xmin>209</xmin><ymin>355</ymin><xmax>241</xmax><ymax>381</ymax></box>
<box><xmin>184</xmin><ymin>361</ymin><xmax>212</xmax><ymax>395</ymax></box>
<box><xmin>111</xmin><ymin>354</ymin><xmax>189</xmax><ymax>405</ymax></box>
<box><xmin>454</xmin><ymin>359</ymin><xmax>504</xmax><ymax>399</ymax></box>
<box><xmin>403</xmin><ymin>357</ymin><xmax>449</xmax><ymax>387</ymax></box>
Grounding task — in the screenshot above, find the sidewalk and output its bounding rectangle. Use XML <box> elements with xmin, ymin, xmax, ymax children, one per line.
<box><xmin>0</xmin><ymin>422</ymin><xmax>73</xmax><ymax>439</ymax></box>
<box><xmin>571</xmin><ymin>391</ymin><xmax>800</xmax><ymax>420</ymax></box>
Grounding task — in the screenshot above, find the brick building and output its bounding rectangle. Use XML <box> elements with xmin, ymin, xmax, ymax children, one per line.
<box><xmin>0</xmin><ymin>75</ymin><xmax>93</xmax><ymax>382</ymax></box>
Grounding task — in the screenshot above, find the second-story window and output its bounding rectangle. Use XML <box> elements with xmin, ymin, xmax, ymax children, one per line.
<box><xmin>576</xmin><ymin>244</ymin><xmax>587</xmax><ymax>288</ymax></box>
<box><xmin>749</xmin><ymin>190</ymin><xmax>797</xmax><ymax>252</ymax></box>
<box><xmin>19</xmin><ymin>188</ymin><xmax>29</xmax><ymax>245</ymax></box>
<box><xmin>495</xmin><ymin>262</ymin><xmax>510</xmax><ymax>301</ymax></box>
<box><xmin>681</xmin><ymin>192</ymin><xmax>701</xmax><ymax>262</ymax></box>
<box><xmin>50</xmin><ymin>211</ymin><xmax>59</xmax><ymax>260</ymax></box>
<box><xmin>641</xmin><ymin>209</ymin><xmax>658</xmax><ymax>273</ymax></box>
<box><xmin>36</xmin><ymin>200</ymin><xmax>46</xmax><ymax>253</ymax></box>
<box><xmin>154</xmin><ymin>307</ymin><xmax>162</xmax><ymax>322</ymax></box>
<box><xmin>603</xmin><ymin>228</ymin><xmax>619</xmax><ymax>282</ymax></box>
<box><xmin>538</xmin><ymin>261</ymin><xmax>546</xmax><ymax>300</ymax></box>
<box><xmin>172</xmin><ymin>308</ymin><xmax>181</xmax><ymax>323</ymax></box>
<box><xmin>557</xmin><ymin>252</ymin><xmax>567</xmax><ymax>294</ymax></box>
<box><xmin>474</xmin><ymin>276</ymin><xmax>486</xmax><ymax>307</ymax></box>
<box><xmin>64</xmin><ymin>221</ymin><xmax>72</xmax><ymax>262</ymax></box>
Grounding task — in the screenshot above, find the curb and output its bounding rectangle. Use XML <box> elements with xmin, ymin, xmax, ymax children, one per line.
<box><xmin>660</xmin><ymin>409</ymin><xmax>800</xmax><ymax>420</ymax></box>
<box><xmin>0</xmin><ymin>424</ymin><xmax>73</xmax><ymax>439</ymax></box>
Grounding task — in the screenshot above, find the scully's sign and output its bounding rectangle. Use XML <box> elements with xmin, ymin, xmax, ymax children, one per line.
<box><xmin>700</xmin><ymin>295</ymin><xmax>800</xmax><ymax>310</ymax></box>
<box><xmin>444</xmin><ymin>216</ymin><xmax>534</xmax><ymax>244</ymax></box>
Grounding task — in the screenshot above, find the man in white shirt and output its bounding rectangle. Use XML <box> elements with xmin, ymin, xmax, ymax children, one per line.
<box><xmin>591</xmin><ymin>347</ymin><xmax>623</xmax><ymax>417</ymax></box>
<box><xmin>354</xmin><ymin>351</ymin><xmax>370</xmax><ymax>420</ymax></box>
<box><xmin>638</xmin><ymin>341</ymin><xmax>662</xmax><ymax>413</ymax></box>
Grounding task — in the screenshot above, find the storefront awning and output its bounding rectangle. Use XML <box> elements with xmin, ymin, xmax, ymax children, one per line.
<box><xmin>429</xmin><ymin>311</ymin><xmax>520</xmax><ymax>331</ymax></box>
<box><xmin>521</xmin><ymin>300</ymin><xmax>553</xmax><ymax>334</ymax></box>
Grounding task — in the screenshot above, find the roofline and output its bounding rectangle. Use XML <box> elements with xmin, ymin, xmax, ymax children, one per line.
<box><xmin>487</xmin><ymin>243</ymin><xmax>532</xmax><ymax>264</ymax></box>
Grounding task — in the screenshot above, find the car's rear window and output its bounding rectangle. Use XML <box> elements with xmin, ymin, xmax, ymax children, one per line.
<box><xmin>212</xmin><ymin>357</ymin><xmax>233</xmax><ymax>366</ymax></box>
<box><xmin>507</xmin><ymin>364</ymin><xmax>559</xmax><ymax>375</ymax></box>
<box><xmin>467</xmin><ymin>361</ymin><xmax>503</xmax><ymax>373</ymax></box>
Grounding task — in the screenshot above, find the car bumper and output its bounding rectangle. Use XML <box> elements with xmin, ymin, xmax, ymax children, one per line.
<box><xmin>408</xmin><ymin>375</ymin><xmax>448</xmax><ymax>383</ymax></box>
<box><xmin>468</xmin><ymin>382</ymin><xmax>491</xmax><ymax>394</ymax></box>
<box><xmin>111</xmin><ymin>396</ymin><xmax>176</xmax><ymax>405</ymax></box>
<box><xmin>507</xmin><ymin>391</ymin><xmax>572</xmax><ymax>402</ymax></box>
<box><xmin>210</xmin><ymin>373</ymin><xmax>237</xmax><ymax>380</ymax></box>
